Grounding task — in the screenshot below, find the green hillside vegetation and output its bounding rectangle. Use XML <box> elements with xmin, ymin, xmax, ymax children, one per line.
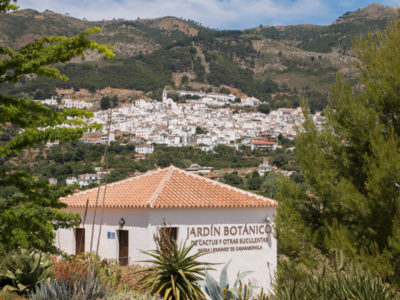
<box><xmin>3</xmin><ymin>143</ymin><xmax>262</xmax><ymax>187</ymax></box>
<box><xmin>0</xmin><ymin>4</ymin><xmax>396</xmax><ymax>111</ymax></box>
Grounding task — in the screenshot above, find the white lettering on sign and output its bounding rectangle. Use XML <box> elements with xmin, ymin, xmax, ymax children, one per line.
<box><xmin>186</xmin><ymin>224</ymin><xmax>272</xmax><ymax>254</ymax></box>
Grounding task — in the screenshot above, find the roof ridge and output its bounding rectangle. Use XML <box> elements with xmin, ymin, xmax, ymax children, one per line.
<box><xmin>174</xmin><ymin>167</ymin><xmax>277</xmax><ymax>205</ymax></box>
<box><xmin>146</xmin><ymin>166</ymin><xmax>175</xmax><ymax>208</ymax></box>
<box><xmin>62</xmin><ymin>167</ymin><xmax>166</xmax><ymax>199</ymax></box>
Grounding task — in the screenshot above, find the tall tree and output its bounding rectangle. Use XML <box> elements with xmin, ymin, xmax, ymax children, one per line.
<box><xmin>276</xmin><ymin>17</ymin><xmax>400</xmax><ymax>283</ymax></box>
<box><xmin>0</xmin><ymin>0</ymin><xmax>114</xmax><ymax>254</ymax></box>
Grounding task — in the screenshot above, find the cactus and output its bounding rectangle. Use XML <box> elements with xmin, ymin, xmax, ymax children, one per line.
<box><xmin>199</xmin><ymin>260</ymin><xmax>258</xmax><ymax>300</ymax></box>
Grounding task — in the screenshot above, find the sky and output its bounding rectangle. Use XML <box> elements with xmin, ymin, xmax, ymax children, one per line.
<box><xmin>18</xmin><ymin>0</ymin><xmax>400</xmax><ymax>29</ymax></box>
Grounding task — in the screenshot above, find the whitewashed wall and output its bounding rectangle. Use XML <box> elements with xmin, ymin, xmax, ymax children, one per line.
<box><xmin>56</xmin><ymin>207</ymin><xmax>277</xmax><ymax>293</ymax></box>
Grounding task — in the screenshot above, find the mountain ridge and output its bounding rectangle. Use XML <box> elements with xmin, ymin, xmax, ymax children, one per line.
<box><xmin>0</xmin><ymin>4</ymin><xmax>397</xmax><ymax>111</ymax></box>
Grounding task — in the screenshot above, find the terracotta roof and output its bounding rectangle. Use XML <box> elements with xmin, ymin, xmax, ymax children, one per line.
<box><xmin>251</xmin><ymin>141</ymin><xmax>277</xmax><ymax>145</ymax></box>
<box><xmin>61</xmin><ymin>166</ymin><xmax>277</xmax><ymax>209</ymax></box>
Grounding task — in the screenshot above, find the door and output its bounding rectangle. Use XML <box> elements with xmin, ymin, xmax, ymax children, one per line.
<box><xmin>118</xmin><ymin>230</ymin><xmax>129</xmax><ymax>266</ymax></box>
<box><xmin>75</xmin><ymin>228</ymin><xmax>85</xmax><ymax>255</ymax></box>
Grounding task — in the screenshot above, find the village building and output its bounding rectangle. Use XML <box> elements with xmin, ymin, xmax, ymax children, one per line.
<box><xmin>66</xmin><ymin>177</ymin><xmax>78</xmax><ymax>185</ymax></box>
<box><xmin>56</xmin><ymin>166</ymin><xmax>277</xmax><ymax>293</ymax></box>
<box><xmin>135</xmin><ymin>144</ymin><xmax>154</xmax><ymax>154</ymax></box>
<box><xmin>250</xmin><ymin>140</ymin><xmax>278</xmax><ymax>151</ymax></box>
<box><xmin>62</xmin><ymin>99</ymin><xmax>94</xmax><ymax>109</ymax></box>
<box><xmin>184</xmin><ymin>163</ymin><xmax>213</xmax><ymax>174</ymax></box>
<box><xmin>48</xmin><ymin>178</ymin><xmax>58</xmax><ymax>185</ymax></box>
<box><xmin>77</xmin><ymin>173</ymin><xmax>103</xmax><ymax>187</ymax></box>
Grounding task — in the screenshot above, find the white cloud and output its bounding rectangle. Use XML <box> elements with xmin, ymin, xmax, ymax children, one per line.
<box><xmin>16</xmin><ymin>0</ymin><xmax>396</xmax><ymax>29</ymax></box>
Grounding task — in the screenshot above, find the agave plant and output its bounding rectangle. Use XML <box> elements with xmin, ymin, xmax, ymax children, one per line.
<box><xmin>136</xmin><ymin>224</ymin><xmax>212</xmax><ymax>300</ymax></box>
<box><xmin>199</xmin><ymin>260</ymin><xmax>257</xmax><ymax>300</ymax></box>
<box><xmin>0</xmin><ymin>249</ymin><xmax>51</xmax><ymax>295</ymax></box>
<box><xmin>106</xmin><ymin>291</ymin><xmax>162</xmax><ymax>300</ymax></box>
<box><xmin>31</xmin><ymin>276</ymin><xmax>109</xmax><ymax>300</ymax></box>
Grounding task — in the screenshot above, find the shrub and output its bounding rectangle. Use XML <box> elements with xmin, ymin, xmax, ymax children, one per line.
<box><xmin>136</xmin><ymin>224</ymin><xmax>211</xmax><ymax>299</ymax></box>
<box><xmin>116</xmin><ymin>264</ymin><xmax>152</xmax><ymax>292</ymax></box>
<box><xmin>31</xmin><ymin>276</ymin><xmax>109</xmax><ymax>300</ymax></box>
<box><xmin>50</xmin><ymin>254</ymin><xmax>121</xmax><ymax>292</ymax></box>
<box><xmin>275</xmin><ymin>250</ymin><xmax>400</xmax><ymax>299</ymax></box>
<box><xmin>106</xmin><ymin>291</ymin><xmax>161</xmax><ymax>300</ymax></box>
<box><xmin>0</xmin><ymin>249</ymin><xmax>51</xmax><ymax>295</ymax></box>
<box><xmin>0</xmin><ymin>290</ymin><xmax>25</xmax><ymax>300</ymax></box>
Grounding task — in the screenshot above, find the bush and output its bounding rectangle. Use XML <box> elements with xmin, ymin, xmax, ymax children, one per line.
<box><xmin>31</xmin><ymin>276</ymin><xmax>109</xmax><ymax>300</ymax></box>
<box><xmin>0</xmin><ymin>249</ymin><xmax>51</xmax><ymax>295</ymax></box>
<box><xmin>116</xmin><ymin>264</ymin><xmax>152</xmax><ymax>292</ymax></box>
<box><xmin>106</xmin><ymin>292</ymin><xmax>161</xmax><ymax>300</ymax></box>
<box><xmin>276</xmin><ymin>250</ymin><xmax>400</xmax><ymax>299</ymax></box>
<box><xmin>136</xmin><ymin>224</ymin><xmax>211</xmax><ymax>299</ymax></box>
<box><xmin>50</xmin><ymin>254</ymin><xmax>121</xmax><ymax>292</ymax></box>
<box><xmin>0</xmin><ymin>290</ymin><xmax>24</xmax><ymax>300</ymax></box>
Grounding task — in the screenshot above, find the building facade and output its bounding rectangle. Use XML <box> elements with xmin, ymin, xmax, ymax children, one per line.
<box><xmin>56</xmin><ymin>166</ymin><xmax>277</xmax><ymax>293</ymax></box>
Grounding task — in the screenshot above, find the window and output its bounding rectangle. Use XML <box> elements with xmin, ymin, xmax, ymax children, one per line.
<box><xmin>75</xmin><ymin>228</ymin><xmax>85</xmax><ymax>255</ymax></box>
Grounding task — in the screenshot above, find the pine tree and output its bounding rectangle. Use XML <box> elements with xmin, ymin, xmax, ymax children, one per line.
<box><xmin>276</xmin><ymin>17</ymin><xmax>400</xmax><ymax>282</ymax></box>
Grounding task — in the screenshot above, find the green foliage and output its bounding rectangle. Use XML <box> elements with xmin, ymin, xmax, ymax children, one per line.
<box><xmin>0</xmin><ymin>290</ymin><xmax>20</xmax><ymax>300</ymax></box>
<box><xmin>275</xmin><ymin>250</ymin><xmax>400</xmax><ymax>299</ymax></box>
<box><xmin>260</xmin><ymin>172</ymin><xmax>282</xmax><ymax>199</ymax></box>
<box><xmin>276</xmin><ymin>18</ymin><xmax>400</xmax><ymax>283</ymax></box>
<box><xmin>181</xmin><ymin>75</ymin><xmax>189</xmax><ymax>85</ymax></box>
<box><xmin>0</xmin><ymin>1</ymin><xmax>114</xmax><ymax>254</ymax></box>
<box><xmin>0</xmin><ymin>249</ymin><xmax>51</xmax><ymax>295</ymax></box>
<box><xmin>247</xmin><ymin>171</ymin><xmax>262</xmax><ymax>190</ymax></box>
<box><xmin>257</xmin><ymin>104</ymin><xmax>270</xmax><ymax>114</ymax></box>
<box><xmin>223</xmin><ymin>171</ymin><xmax>244</xmax><ymax>188</ymax></box>
<box><xmin>0</xmin><ymin>0</ymin><xmax>19</xmax><ymax>12</ymax></box>
<box><xmin>31</xmin><ymin>277</ymin><xmax>109</xmax><ymax>300</ymax></box>
<box><xmin>195</xmin><ymin>126</ymin><xmax>208</xmax><ymax>135</ymax></box>
<box><xmin>137</xmin><ymin>225</ymin><xmax>210</xmax><ymax>300</ymax></box>
<box><xmin>199</xmin><ymin>260</ymin><xmax>257</xmax><ymax>300</ymax></box>
<box><xmin>51</xmin><ymin>254</ymin><xmax>121</xmax><ymax>292</ymax></box>
<box><xmin>100</xmin><ymin>96</ymin><xmax>118</xmax><ymax>110</ymax></box>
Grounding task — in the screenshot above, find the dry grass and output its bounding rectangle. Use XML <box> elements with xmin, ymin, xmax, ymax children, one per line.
<box><xmin>117</xmin><ymin>264</ymin><xmax>154</xmax><ymax>292</ymax></box>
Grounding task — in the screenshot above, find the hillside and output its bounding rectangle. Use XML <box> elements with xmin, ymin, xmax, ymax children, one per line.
<box><xmin>0</xmin><ymin>3</ymin><xmax>397</xmax><ymax>111</ymax></box>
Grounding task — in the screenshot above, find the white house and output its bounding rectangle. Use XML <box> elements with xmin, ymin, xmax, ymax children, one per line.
<box><xmin>250</xmin><ymin>140</ymin><xmax>278</xmax><ymax>151</ymax></box>
<box><xmin>62</xmin><ymin>99</ymin><xmax>94</xmax><ymax>109</ymax></box>
<box><xmin>56</xmin><ymin>166</ymin><xmax>277</xmax><ymax>293</ymax></box>
<box><xmin>66</xmin><ymin>177</ymin><xmax>78</xmax><ymax>185</ymax></box>
<box><xmin>135</xmin><ymin>144</ymin><xmax>154</xmax><ymax>154</ymax></box>
<box><xmin>77</xmin><ymin>174</ymin><xmax>103</xmax><ymax>187</ymax></box>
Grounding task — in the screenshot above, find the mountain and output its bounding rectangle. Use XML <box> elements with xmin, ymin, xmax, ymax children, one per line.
<box><xmin>0</xmin><ymin>4</ymin><xmax>397</xmax><ymax>111</ymax></box>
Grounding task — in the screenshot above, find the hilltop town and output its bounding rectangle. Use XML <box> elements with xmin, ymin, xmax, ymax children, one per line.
<box><xmin>40</xmin><ymin>90</ymin><xmax>323</xmax><ymax>151</ymax></box>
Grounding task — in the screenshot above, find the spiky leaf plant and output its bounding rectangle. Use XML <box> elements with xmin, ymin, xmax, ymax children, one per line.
<box><xmin>0</xmin><ymin>249</ymin><xmax>51</xmax><ymax>295</ymax></box>
<box><xmin>199</xmin><ymin>260</ymin><xmax>257</xmax><ymax>300</ymax></box>
<box><xmin>136</xmin><ymin>224</ymin><xmax>212</xmax><ymax>300</ymax></box>
<box><xmin>31</xmin><ymin>276</ymin><xmax>109</xmax><ymax>300</ymax></box>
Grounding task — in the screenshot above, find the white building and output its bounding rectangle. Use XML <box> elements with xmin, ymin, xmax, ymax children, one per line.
<box><xmin>77</xmin><ymin>174</ymin><xmax>102</xmax><ymax>187</ymax></box>
<box><xmin>62</xmin><ymin>99</ymin><xmax>94</xmax><ymax>109</ymax></box>
<box><xmin>35</xmin><ymin>96</ymin><xmax>58</xmax><ymax>106</ymax></box>
<box><xmin>66</xmin><ymin>177</ymin><xmax>78</xmax><ymax>185</ymax></box>
<box><xmin>250</xmin><ymin>140</ymin><xmax>278</xmax><ymax>151</ymax></box>
<box><xmin>57</xmin><ymin>166</ymin><xmax>277</xmax><ymax>294</ymax></box>
<box><xmin>135</xmin><ymin>144</ymin><xmax>154</xmax><ymax>154</ymax></box>
<box><xmin>48</xmin><ymin>178</ymin><xmax>58</xmax><ymax>185</ymax></box>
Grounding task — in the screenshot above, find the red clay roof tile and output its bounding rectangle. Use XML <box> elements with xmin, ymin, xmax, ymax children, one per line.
<box><xmin>61</xmin><ymin>166</ymin><xmax>277</xmax><ymax>208</ymax></box>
